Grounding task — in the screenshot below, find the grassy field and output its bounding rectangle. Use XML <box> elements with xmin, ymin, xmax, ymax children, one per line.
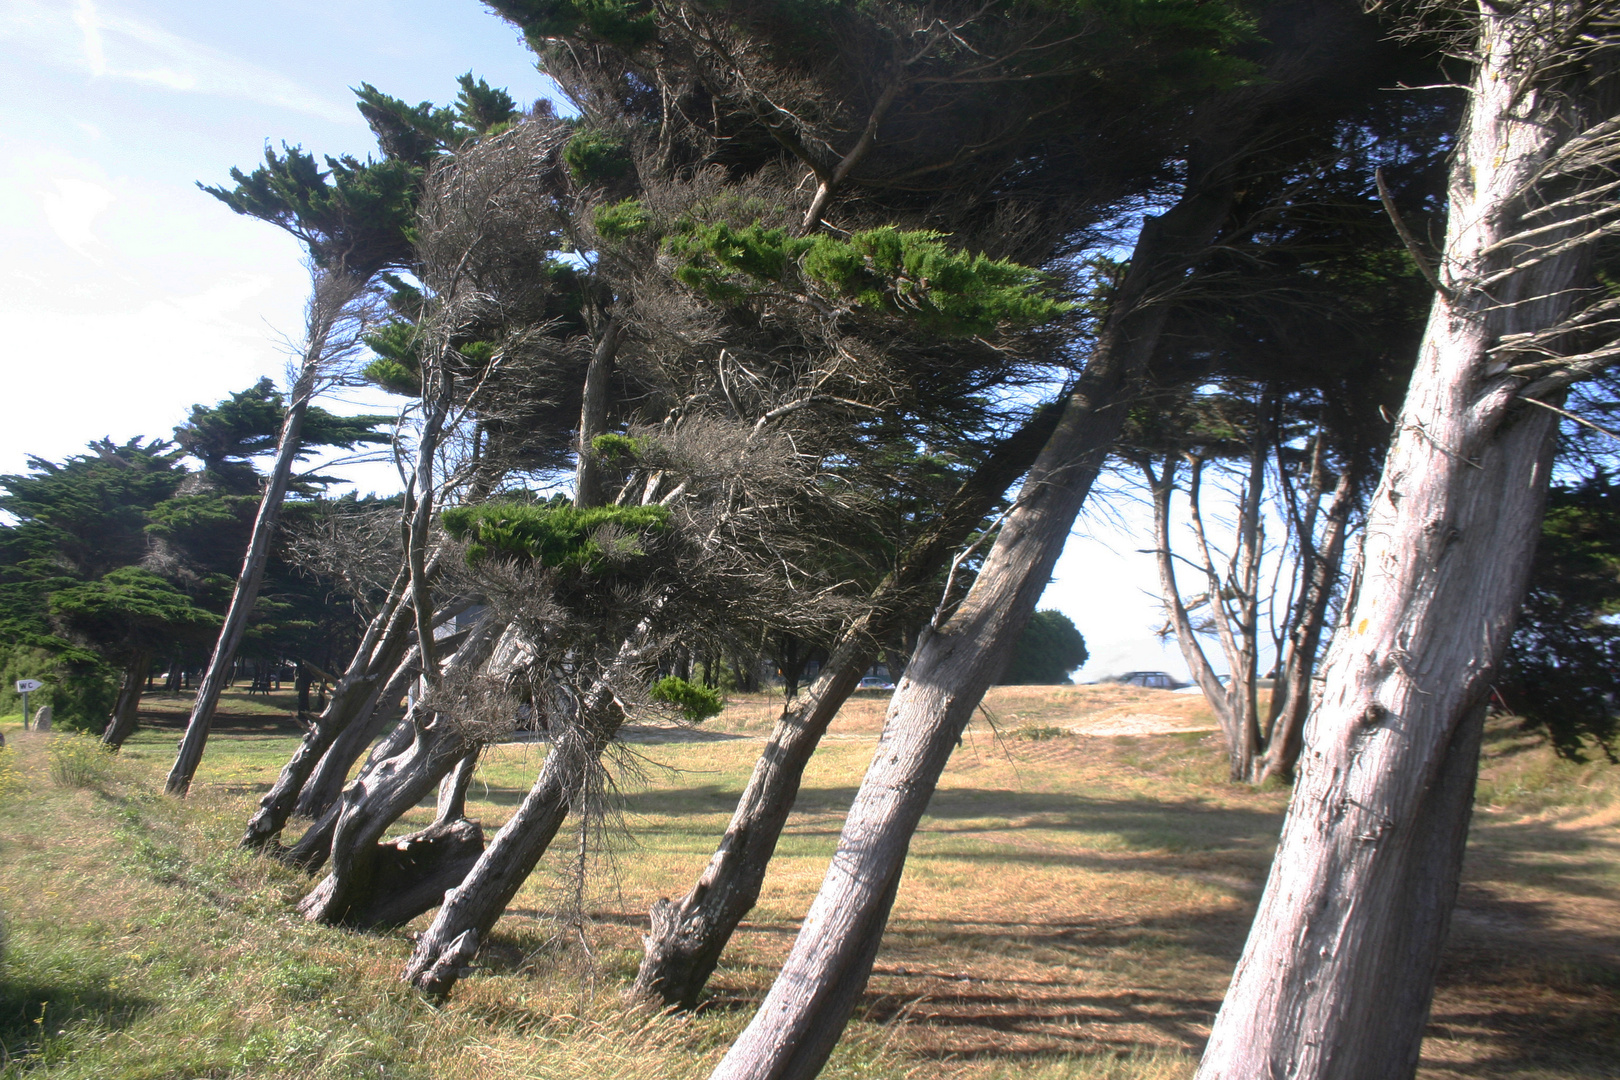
<box><xmin>0</xmin><ymin>685</ymin><xmax>1616</xmax><ymax>1078</ymax></box>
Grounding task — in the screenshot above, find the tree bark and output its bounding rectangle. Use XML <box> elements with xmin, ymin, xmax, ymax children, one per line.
<box><xmin>634</xmin><ymin>405</ymin><xmax>1060</xmax><ymax>1008</ymax></box>
<box><xmin>574</xmin><ymin>319</ymin><xmax>623</xmax><ymax>510</ymax></box>
<box><xmin>1196</xmin><ymin>9</ymin><xmax>1606</xmax><ymax>1074</ymax></box>
<box><xmin>297</xmin><ymin>618</ymin><xmax>504</xmax><ymax>923</ymax></box>
<box><xmin>435</xmin><ymin>747</ymin><xmax>480</xmax><ymax>824</ymax></box>
<box><xmin>708</xmin><ymin>166</ymin><xmax>1238</xmax><ymax>1080</ymax></box>
<box><xmin>101</xmin><ymin>651</ymin><xmax>152</xmax><ymax>748</ymax></box>
<box><xmin>168</xmin><ymin>274</ymin><xmax>361</xmax><ymax>795</ymax></box>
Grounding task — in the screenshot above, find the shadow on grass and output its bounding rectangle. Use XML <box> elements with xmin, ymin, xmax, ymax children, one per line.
<box><xmin>0</xmin><ymin>976</ymin><xmax>150</xmax><ymax>1064</ymax></box>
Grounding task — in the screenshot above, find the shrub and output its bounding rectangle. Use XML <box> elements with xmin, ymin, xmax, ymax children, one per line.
<box><xmin>48</xmin><ymin>732</ymin><xmax>115</xmax><ymax>788</ymax></box>
<box><xmin>1015</xmin><ymin>724</ymin><xmax>1070</xmax><ymax>741</ymax></box>
<box><xmin>0</xmin><ymin>646</ymin><xmax>116</xmax><ymax>734</ymax></box>
<box><xmin>594</xmin><ymin>198</ymin><xmax>650</xmax><ymax>241</ymax></box>
<box><xmin>649</xmin><ymin>676</ymin><xmax>724</xmax><ymax>723</ymax></box>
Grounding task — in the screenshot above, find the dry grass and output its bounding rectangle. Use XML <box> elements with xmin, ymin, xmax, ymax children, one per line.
<box><xmin>0</xmin><ymin>689</ymin><xmax>1615</xmax><ymax>1078</ymax></box>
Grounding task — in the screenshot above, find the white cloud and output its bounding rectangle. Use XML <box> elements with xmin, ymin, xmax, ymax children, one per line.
<box><xmin>41</xmin><ymin>177</ymin><xmax>113</xmax><ymax>254</ymax></box>
<box><xmin>2</xmin><ymin>0</ymin><xmax>356</xmax><ymax>124</ymax></box>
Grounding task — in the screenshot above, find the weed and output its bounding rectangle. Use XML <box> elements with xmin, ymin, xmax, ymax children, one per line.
<box><xmin>46</xmin><ymin>733</ymin><xmax>113</xmax><ymax>789</ymax></box>
<box><xmin>0</xmin><ymin>749</ymin><xmax>19</xmax><ymax>804</ymax></box>
<box><xmin>1016</xmin><ymin>724</ymin><xmax>1070</xmax><ymax>741</ymax></box>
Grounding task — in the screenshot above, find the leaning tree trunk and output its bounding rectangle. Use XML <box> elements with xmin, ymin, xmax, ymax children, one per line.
<box><xmin>403</xmin><ymin>621</ymin><xmax>658</xmax><ymax>994</ymax></box>
<box><xmin>634</xmin><ymin>406</ymin><xmax>1060</xmax><ymax>1009</ymax></box>
<box><xmin>1196</xmin><ymin>7</ymin><xmax>1610</xmax><ymax>1077</ymax></box>
<box><xmin>240</xmin><ymin>567</ymin><xmax>418</xmax><ymax>849</ymax></box>
<box><xmin>708</xmin><ymin>168</ymin><xmax>1239</xmax><ymax>1080</ymax></box>
<box><xmin>167</xmin><ymin>274</ymin><xmax>360</xmax><ymax>795</ymax></box>
<box><xmin>101</xmin><ymin>651</ymin><xmax>152</xmax><ymax>748</ymax></box>
<box><xmin>292</xmin><ymin>652</ymin><xmax>419</xmax><ymax>822</ymax></box>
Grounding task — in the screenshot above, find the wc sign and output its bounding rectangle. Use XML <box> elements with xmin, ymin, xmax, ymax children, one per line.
<box><xmin>16</xmin><ymin>679</ymin><xmax>42</xmax><ymax>728</ymax></box>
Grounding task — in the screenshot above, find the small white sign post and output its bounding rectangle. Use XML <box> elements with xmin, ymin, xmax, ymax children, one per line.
<box><xmin>15</xmin><ymin>679</ymin><xmax>42</xmax><ymax>730</ymax></box>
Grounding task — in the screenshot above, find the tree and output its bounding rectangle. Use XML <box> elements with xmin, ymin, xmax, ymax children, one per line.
<box><xmin>0</xmin><ymin>440</ymin><xmax>189</xmax><ymax>731</ymax></box>
<box><xmin>998</xmin><ymin>610</ymin><xmax>1087</xmax><ymax>684</ymax></box>
<box><xmin>1499</xmin><ymin>477</ymin><xmax>1620</xmax><ymax>760</ymax></box>
<box><xmin>704</xmin><ymin>2</ymin><xmax>1446</xmax><ymax>1073</ymax></box>
<box><xmin>49</xmin><ymin>567</ymin><xmax>218</xmax><ymax>746</ymax></box>
<box><xmin>166</xmin><ymin>106</ymin><xmax>436</xmax><ymax>795</ymax></box>
<box><xmin>1197</xmin><ymin>3</ymin><xmax>1620</xmax><ymax>1076</ymax></box>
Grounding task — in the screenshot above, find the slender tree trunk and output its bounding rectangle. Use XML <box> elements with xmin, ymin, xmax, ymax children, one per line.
<box><xmin>635</xmin><ymin>406</ymin><xmax>1059</xmax><ymax>1008</ymax></box>
<box><xmin>1197</xmin><ymin>9</ymin><xmax>1605</xmax><ymax>1074</ymax></box>
<box><xmin>1261</xmin><ymin>464</ymin><xmax>1356</xmax><ymax>783</ymax></box>
<box><xmin>101</xmin><ymin>651</ymin><xmax>152</xmax><ymax>748</ymax></box>
<box><xmin>708</xmin><ymin>167</ymin><xmax>1239</xmax><ymax>1080</ymax></box>
<box><xmin>168</xmin><ymin>274</ymin><xmax>360</xmax><ymax>795</ymax></box>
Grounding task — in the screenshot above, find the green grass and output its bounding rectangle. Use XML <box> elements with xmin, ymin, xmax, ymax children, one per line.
<box><xmin>0</xmin><ymin>695</ymin><xmax>1616</xmax><ymax>1078</ymax></box>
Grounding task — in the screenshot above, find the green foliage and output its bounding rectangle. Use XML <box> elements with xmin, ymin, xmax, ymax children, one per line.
<box><xmin>1501</xmin><ymin>479</ymin><xmax>1620</xmax><ymax>761</ymax></box>
<box><xmin>667</xmin><ymin>222</ymin><xmax>1067</xmax><ymax>337</ymax></box>
<box><xmin>0</xmin><ymin>646</ymin><xmax>117</xmax><ymax>734</ymax></box>
<box><xmin>50</xmin><ymin>567</ymin><xmax>220</xmax><ymax>655</ymax></box>
<box><xmin>440</xmin><ymin>501</ymin><xmax>671</xmax><ymax>572</ymax></box>
<box><xmin>999</xmin><ymin>610</ymin><xmax>1089</xmax><ymax>685</ymax></box>
<box><xmin>594</xmin><ymin>198</ymin><xmax>651</xmax><ymax>241</ymax></box>
<box><xmin>362</xmin><ymin>320</ymin><xmax>425</xmax><ymax>395</ymax></box>
<box><xmin>198</xmin><ymin>145</ymin><xmax>420</xmax><ymax>276</ymax></box>
<box><xmin>0</xmin><ymin>439</ymin><xmax>186</xmax><ymax>584</ymax></box>
<box><xmin>47</xmin><ymin>732</ymin><xmax>115</xmax><ymax>788</ymax></box>
<box><xmin>563</xmin><ymin>127</ymin><xmax>632</xmax><ymax>185</ymax></box>
<box><xmin>171</xmin><ymin>378</ymin><xmax>391</xmax><ymax>492</ymax></box>
<box><xmin>649</xmin><ymin>675</ymin><xmax>724</xmax><ymax>722</ymax></box>
<box><xmin>489</xmin><ymin>0</ymin><xmax>657</xmax><ymax>52</ymax></box>
<box><xmin>590</xmin><ymin>433</ymin><xmax>644</xmax><ymax>462</ymax></box>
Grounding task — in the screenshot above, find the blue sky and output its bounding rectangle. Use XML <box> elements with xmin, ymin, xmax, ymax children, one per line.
<box><xmin>0</xmin><ymin>0</ymin><xmax>1197</xmax><ymax>681</ymax></box>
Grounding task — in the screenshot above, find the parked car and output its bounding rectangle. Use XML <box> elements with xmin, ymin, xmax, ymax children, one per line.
<box><xmin>1112</xmin><ymin>671</ymin><xmax>1182</xmax><ymax>690</ymax></box>
<box><xmin>857</xmin><ymin>676</ymin><xmax>895</xmax><ymax>690</ymax></box>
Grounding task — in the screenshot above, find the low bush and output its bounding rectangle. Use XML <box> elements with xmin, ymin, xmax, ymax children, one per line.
<box><xmin>649</xmin><ymin>676</ymin><xmax>724</xmax><ymax>723</ymax></box>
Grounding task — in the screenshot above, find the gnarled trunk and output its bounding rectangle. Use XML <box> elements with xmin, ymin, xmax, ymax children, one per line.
<box><xmin>240</xmin><ymin>569</ymin><xmax>423</xmax><ymax>849</ymax></box>
<box><xmin>297</xmin><ymin>618</ymin><xmax>504</xmax><ymax>923</ymax></box>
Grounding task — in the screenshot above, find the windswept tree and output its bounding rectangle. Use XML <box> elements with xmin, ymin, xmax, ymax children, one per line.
<box><xmin>168</xmin><ymin>75</ymin><xmax>517</xmax><ymax>796</ymax></box>
<box><xmin>695</xmin><ymin>1</ymin><xmax>1460</xmax><ymax>1073</ymax></box>
<box><xmin>1197</xmin><ymin>2</ymin><xmax>1620</xmax><ymax>1077</ymax></box>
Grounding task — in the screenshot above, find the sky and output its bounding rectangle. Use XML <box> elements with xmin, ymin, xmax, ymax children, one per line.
<box><xmin>0</xmin><ymin>0</ymin><xmax>1203</xmax><ymax>683</ymax></box>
